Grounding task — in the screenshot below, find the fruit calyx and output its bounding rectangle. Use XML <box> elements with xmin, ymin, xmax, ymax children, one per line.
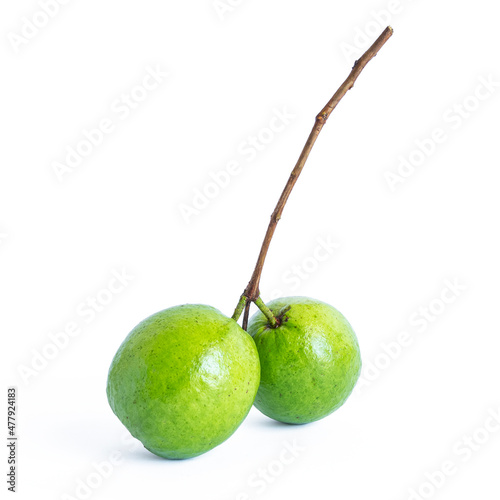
<box><xmin>265</xmin><ymin>305</ymin><xmax>291</xmax><ymax>330</ymax></box>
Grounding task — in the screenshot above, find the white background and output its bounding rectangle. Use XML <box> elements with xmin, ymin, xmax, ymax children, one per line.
<box><xmin>2</xmin><ymin>1</ymin><xmax>500</xmax><ymax>499</ymax></box>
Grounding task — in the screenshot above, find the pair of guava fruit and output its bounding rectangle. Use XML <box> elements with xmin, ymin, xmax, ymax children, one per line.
<box><xmin>106</xmin><ymin>296</ymin><xmax>361</xmax><ymax>459</ymax></box>
<box><xmin>106</xmin><ymin>22</ymin><xmax>394</xmax><ymax>461</ymax></box>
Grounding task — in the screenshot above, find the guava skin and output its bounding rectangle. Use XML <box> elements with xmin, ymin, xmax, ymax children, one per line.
<box><xmin>248</xmin><ymin>297</ymin><xmax>361</xmax><ymax>424</ymax></box>
<box><xmin>107</xmin><ymin>304</ymin><xmax>260</xmax><ymax>459</ymax></box>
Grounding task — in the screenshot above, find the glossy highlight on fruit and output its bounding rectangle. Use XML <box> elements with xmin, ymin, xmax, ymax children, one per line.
<box><xmin>107</xmin><ymin>304</ymin><xmax>260</xmax><ymax>459</ymax></box>
<box><xmin>248</xmin><ymin>296</ymin><xmax>361</xmax><ymax>424</ymax></box>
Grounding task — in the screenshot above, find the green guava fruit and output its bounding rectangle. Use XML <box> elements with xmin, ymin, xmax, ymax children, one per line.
<box><xmin>248</xmin><ymin>296</ymin><xmax>361</xmax><ymax>424</ymax></box>
<box><xmin>106</xmin><ymin>304</ymin><xmax>260</xmax><ymax>459</ymax></box>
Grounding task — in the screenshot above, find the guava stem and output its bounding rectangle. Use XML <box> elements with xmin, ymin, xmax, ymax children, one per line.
<box><xmin>254</xmin><ymin>297</ymin><xmax>278</xmax><ymax>328</ymax></box>
<box><xmin>232</xmin><ymin>26</ymin><xmax>394</xmax><ymax>330</ymax></box>
<box><xmin>231</xmin><ymin>294</ymin><xmax>247</xmax><ymax>322</ymax></box>
<box><xmin>233</xmin><ymin>295</ymin><xmax>277</xmax><ymax>328</ymax></box>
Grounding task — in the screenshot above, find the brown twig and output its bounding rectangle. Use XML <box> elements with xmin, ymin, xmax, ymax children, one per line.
<box><xmin>242</xmin><ymin>300</ymin><xmax>251</xmax><ymax>331</ymax></box>
<box><xmin>234</xmin><ymin>26</ymin><xmax>393</xmax><ymax>329</ymax></box>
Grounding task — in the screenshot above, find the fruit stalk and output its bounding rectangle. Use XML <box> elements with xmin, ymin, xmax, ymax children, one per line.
<box><xmin>233</xmin><ymin>26</ymin><xmax>394</xmax><ymax>330</ymax></box>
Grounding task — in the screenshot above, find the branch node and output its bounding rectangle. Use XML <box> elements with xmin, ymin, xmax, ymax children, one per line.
<box><xmin>316</xmin><ymin>113</ymin><xmax>327</xmax><ymax>124</ymax></box>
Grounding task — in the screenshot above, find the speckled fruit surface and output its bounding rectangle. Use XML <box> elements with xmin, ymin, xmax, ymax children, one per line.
<box><xmin>107</xmin><ymin>304</ymin><xmax>260</xmax><ymax>459</ymax></box>
<box><xmin>248</xmin><ymin>296</ymin><xmax>361</xmax><ymax>424</ymax></box>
